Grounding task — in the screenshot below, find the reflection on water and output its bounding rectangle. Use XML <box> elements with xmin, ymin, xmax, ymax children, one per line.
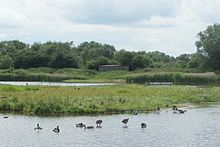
<box><xmin>0</xmin><ymin>81</ymin><xmax>114</xmax><ymax>87</ymax></box>
<box><xmin>0</xmin><ymin>106</ymin><xmax>220</xmax><ymax>147</ymax></box>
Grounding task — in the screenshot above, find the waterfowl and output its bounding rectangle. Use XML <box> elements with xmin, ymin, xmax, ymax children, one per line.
<box><xmin>83</xmin><ymin>125</ymin><xmax>94</xmax><ymax>130</ymax></box>
<box><xmin>156</xmin><ymin>106</ymin><xmax>160</xmax><ymax>111</ymax></box>
<box><xmin>133</xmin><ymin>110</ymin><xmax>138</xmax><ymax>115</ymax></box>
<box><xmin>76</xmin><ymin>123</ymin><xmax>84</xmax><ymax>128</ymax></box>
<box><xmin>96</xmin><ymin>120</ymin><xmax>102</xmax><ymax>127</ymax></box>
<box><xmin>122</xmin><ymin>118</ymin><xmax>129</xmax><ymax>127</ymax></box>
<box><xmin>177</xmin><ymin>109</ymin><xmax>187</xmax><ymax>114</ymax></box>
<box><xmin>172</xmin><ymin>105</ymin><xmax>178</xmax><ymax>111</ymax></box>
<box><xmin>53</xmin><ymin>126</ymin><xmax>60</xmax><ymax>133</ymax></box>
<box><xmin>3</xmin><ymin>116</ymin><xmax>8</xmax><ymax>119</ymax></box>
<box><xmin>141</xmin><ymin>123</ymin><xmax>147</xmax><ymax>128</ymax></box>
<box><xmin>34</xmin><ymin>123</ymin><xmax>42</xmax><ymax>130</ymax></box>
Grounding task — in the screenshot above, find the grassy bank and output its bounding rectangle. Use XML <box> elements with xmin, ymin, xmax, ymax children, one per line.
<box><xmin>1</xmin><ymin>67</ymin><xmax>218</xmax><ymax>85</ymax></box>
<box><xmin>0</xmin><ymin>68</ymin><xmax>128</xmax><ymax>83</ymax></box>
<box><xmin>0</xmin><ymin>84</ymin><xmax>220</xmax><ymax>115</ymax></box>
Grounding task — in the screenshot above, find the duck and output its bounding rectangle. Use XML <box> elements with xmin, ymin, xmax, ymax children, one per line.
<box><xmin>122</xmin><ymin>118</ymin><xmax>129</xmax><ymax>128</ymax></box>
<box><xmin>34</xmin><ymin>123</ymin><xmax>42</xmax><ymax>130</ymax></box>
<box><xmin>53</xmin><ymin>126</ymin><xmax>60</xmax><ymax>133</ymax></box>
<box><xmin>3</xmin><ymin>116</ymin><xmax>8</xmax><ymax>119</ymax></box>
<box><xmin>76</xmin><ymin>123</ymin><xmax>84</xmax><ymax>128</ymax></box>
<box><xmin>141</xmin><ymin>123</ymin><xmax>147</xmax><ymax>128</ymax></box>
<box><xmin>96</xmin><ymin>120</ymin><xmax>102</xmax><ymax>127</ymax></box>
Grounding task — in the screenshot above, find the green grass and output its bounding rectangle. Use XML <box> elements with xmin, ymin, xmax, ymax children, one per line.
<box><xmin>0</xmin><ymin>68</ymin><xmax>128</xmax><ymax>83</ymax></box>
<box><xmin>126</xmin><ymin>72</ymin><xmax>220</xmax><ymax>85</ymax></box>
<box><xmin>0</xmin><ymin>84</ymin><xmax>220</xmax><ymax>115</ymax></box>
<box><xmin>0</xmin><ymin>67</ymin><xmax>219</xmax><ymax>85</ymax></box>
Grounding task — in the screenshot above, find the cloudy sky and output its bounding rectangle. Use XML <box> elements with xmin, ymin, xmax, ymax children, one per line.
<box><xmin>0</xmin><ymin>0</ymin><xmax>219</xmax><ymax>56</ymax></box>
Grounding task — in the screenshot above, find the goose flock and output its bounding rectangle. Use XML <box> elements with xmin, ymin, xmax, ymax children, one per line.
<box><xmin>31</xmin><ymin>106</ymin><xmax>187</xmax><ymax>133</ymax></box>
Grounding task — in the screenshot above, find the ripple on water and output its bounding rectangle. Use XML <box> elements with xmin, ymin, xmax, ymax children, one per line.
<box><xmin>1</xmin><ymin>106</ymin><xmax>220</xmax><ymax>147</ymax></box>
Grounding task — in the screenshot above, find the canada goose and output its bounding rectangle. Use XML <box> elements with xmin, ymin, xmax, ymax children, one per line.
<box><xmin>156</xmin><ymin>106</ymin><xmax>160</xmax><ymax>111</ymax></box>
<box><xmin>53</xmin><ymin>126</ymin><xmax>60</xmax><ymax>133</ymax></box>
<box><xmin>34</xmin><ymin>123</ymin><xmax>42</xmax><ymax>130</ymax></box>
<box><xmin>172</xmin><ymin>105</ymin><xmax>178</xmax><ymax>111</ymax></box>
<box><xmin>76</xmin><ymin>123</ymin><xmax>84</xmax><ymax>128</ymax></box>
<box><xmin>177</xmin><ymin>109</ymin><xmax>187</xmax><ymax>114</ymax></box>
<box><xmin>96</xmin><ymin>120</ymin><xmax>102</xmax><ymax>127</ymax></box>
<box><xmin>122</xmin><ymin>118</ymin><xmax>129</xmax><ymax>127</ymax></box>
<box><xmin>133</xmin><ymin>110</ymin><xmax>138</xmax><ymax>115</ymax></box>
<box><xmin>83</xmin><ymin>125</ymin><xmax>94</xmax><ymax>130</ymax></box>
<box><xmin>141</xmin><ymin>123</ymin><xmax>147</xmax><ymax>128</ymax></box>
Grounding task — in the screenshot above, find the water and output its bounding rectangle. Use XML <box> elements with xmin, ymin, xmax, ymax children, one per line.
<box><xmin>0</xmin><ymin>106</ymin><xmax>220</xmax><ymax>147</ymax></box>
<box><xmin>0</xmin><ymin>81</ymin><xmax>114</xmax><ymax>87</ymax></box>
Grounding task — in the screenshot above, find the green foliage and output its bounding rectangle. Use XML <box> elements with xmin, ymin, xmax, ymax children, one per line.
<box><xmin>0</xmin><ymin>55</ymin><xmax>13</xmax><ymax>69</ymax></box>
<box><xmin>0</xmin><ymin>31</ymin><xmax>219</xmax><ymax>71</ymax></box>
<box><xmin>196</xmin><ymin>24</ymin><xmax>220</xmax><ymax>70</ymax></box>
<box><xmin>126</xmin><ymin>72</ymin><xmax>219</xmax><ymax>85</ymax></box>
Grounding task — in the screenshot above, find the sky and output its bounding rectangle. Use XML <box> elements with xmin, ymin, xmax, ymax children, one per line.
<box><xmin>0</xmin><ymin>0</ymin><xmax>219</xmax><ymax>56</ymax></box>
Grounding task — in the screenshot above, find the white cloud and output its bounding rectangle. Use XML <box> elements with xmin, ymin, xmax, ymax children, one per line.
<box><xmin>0</xmin><ymin>0</ymin><xmax>219</xmax><ymax>56</ymax></box>
<box><xmin>0</xmin><ymin>8</ymin><xmax>30</xmax><ymax>28</ymax></box>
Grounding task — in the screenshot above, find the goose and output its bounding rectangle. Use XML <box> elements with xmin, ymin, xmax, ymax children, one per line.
<box><xmin>133</xmin><ymin>110</ymin><xmax>138</xmax><ymax>115</ymax></box>
<box><xmin>172</xmin><ymin>105</ymin><xmax>178</xmax><ymax>111</ymax></box>
<box><xmin>34</xmin><ymin>123</ymin><xmax>42</xmax><ymax>130</ymax></box>
<box><xmin>177</xmin><ymin>109</ymin><xmax>187</xmax><ymax>114</ymax></box>
<box><xmin>96</xmin><ymin>120</ymin><xmax>102</xmax><ymax>127</ymax></box>
<box><xmin>76</xmin><ymin>123</ymin><xmax>84</xmax><ymax>128</ymax></box>
<box><xmin>122</xmin><ymin>118</ymin><xmax>129</xmax><ymax>127</ymax></box>
<box><xmin>156</xmin><ymin>106</ymin><xmax>160</xmax><ymax>111</ymax></box>
<box><xmin>141</xmin><ymin>123</ymin><xmax>147</xmax><ymax>128</ymax></box>
<box><xmin>83</xmin><ymin>125</ymin><xmax>94</xmax><ymax>130</ymax></box>
<box><xmin>53</xmin><ymin>126</ymin><xmax>60</xmax><ymax>133</ymax></box>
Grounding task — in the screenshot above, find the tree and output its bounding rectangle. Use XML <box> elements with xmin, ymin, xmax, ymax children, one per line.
<box><xmin>113</xmin><ymin>49</ymin><xmax>134</xmax><ymax>66</ymax></box>
<box><xmin>0</xmin><ymin>55</ymin><xmax>13</xmax><ymax>69</ymax></box>
<box><xmin>195</xmin><ymin>24</ymin><xmax>220</xmax><ymax>70</ymax></box>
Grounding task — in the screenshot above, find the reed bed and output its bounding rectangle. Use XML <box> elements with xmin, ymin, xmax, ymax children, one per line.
<box><xmin>126</xmin><ymin>72</ymin><xmax>220</xmax><ymax>85</ymax></box>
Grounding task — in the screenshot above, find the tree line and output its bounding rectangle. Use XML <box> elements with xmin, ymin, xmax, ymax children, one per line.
<box><xmin>0</xmin><ymin>24</ymin><xmax>219</xmax><ymax>71</ymax></box>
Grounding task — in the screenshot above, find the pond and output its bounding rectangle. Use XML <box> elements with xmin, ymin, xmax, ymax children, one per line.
<box><xmin>0</xmin><ymin>81</ymin><xmax>114</xmax><ymax>87</ymax></box>
<box><xmin>0</xmin><ymin>106</ymin><xmax>220</xmax><ymax>147</ymax></box>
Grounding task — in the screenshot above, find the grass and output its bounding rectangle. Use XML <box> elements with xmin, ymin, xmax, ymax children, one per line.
<box><xmin>126</xmin><ymin>72</ymin><xmax>220</xmax><ymax>85</ymax></box>
<box><xmin>0</xmin><ymin>68</ymin><xmax>128</xmax><ymax>83</ymax></box>
<box><xmin>0</xmin><ymin>84</ymin><xmax>220</xmax><ymax>115</ymax></box>
<box><xmin>0</xmin><ymin>67</ymin><xmax>219</xmax><ymax>85</ymax></box>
